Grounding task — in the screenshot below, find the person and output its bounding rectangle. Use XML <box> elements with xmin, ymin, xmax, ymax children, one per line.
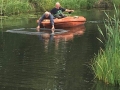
<box><xmin>50</xmin><ymin>2</ymin><xmax>74</xmax><ymax>18</ymax></box>
<box><xmin>37</xmin><ymin>11</ymin><xmax>55</xmax><ymax>33</ymax></box>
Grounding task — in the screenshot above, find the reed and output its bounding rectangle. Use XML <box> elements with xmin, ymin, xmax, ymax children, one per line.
<box><xmin>0</xmin><ymin>0</ymin><xmax>97</xmax><ymax>15</ymax></box>
<box><xmin>92</xmin><ymin>5</ymin><xmax>120</xmax><ymax>85</ymax></box>
<box><xmin>0</xmin><ymin>0</ymin><xmax>3</xmax><ymax>29</ymax></box>
<box><xmin>0</xmin><ymin>0</ymin><xmax>3</xmax><ymax>15</ymax></box>
<box><xmin>38</xmin><ymin>0</ymin><xmax>96</xmax><ymax>10</ymax></box>
<box><xmin>29</xmin><ymin>0</ymin><xmax>54</xmax><ymax>11</ymax></box>
<box><xmin>30</xmin><ymin>0</ymin><xmax>120</xmax><ymax>10</ymax></box>
<box><xmin>0</xmin><ymin>0</ymin><xmax>120</xmax><ymax>15</ymax></box>
<box><xmin>0</xmin><ymin>0</ymin><xmax>34</xmax><ymax>15</ymax></box>
<box><xmin>112</xmin><ymin>0</ymin><xmax>120</xmax><ymax>7</ymax></box>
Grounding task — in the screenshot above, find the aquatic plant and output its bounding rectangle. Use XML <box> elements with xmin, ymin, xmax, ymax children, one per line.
<box><xmin>92</xmin><ymin>5</ymin><xmax>120</xmax><ymax>85</ymax></box>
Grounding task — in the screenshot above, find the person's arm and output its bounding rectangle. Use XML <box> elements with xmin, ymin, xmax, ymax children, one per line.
<box><xmin>61</xmin><ymin>7</ymin><xmax>74</xmax><ymax>13</ymax></box>
<box><xmin>49</xmin><ymin>14</ymin><xmax>55</xmax><ymax>30</ymax></box>
<box><xmin>37</xmin><ymin>14</ymin><xmax>45</xmax><ymax>29</ymax></box>
<box><xmin>65</xmin><ymin>9</ymin><xmax>74</xmax><ymax>12</ymax></box>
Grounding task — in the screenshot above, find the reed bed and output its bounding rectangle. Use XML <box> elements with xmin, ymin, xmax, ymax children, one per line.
<box><xmin>61</xmin><ymin>0</ymin><xmax>96</xmax><ymax>9</ymax></box>
<box><xmin>92</xmin><ymin>5</ymin><xmax>120</xmax><ymax>85</ymax></box>
<box><xmin>0</xmin><ymin>0</ymin><xmax>120</xmax><ymax>15</ymax></box>
<box><xmin>0</xmin><ymin>0</ymin><xmax>34</xmax><ymax>15</ymax></box>
<box><xmin>0</xmin><ymin>0</ymin><xmax>96</xmax><ymax>15</ymax></box>
<box><xmin>29</xmin><ymin>0</ymin><xmax>96</xmax><ymax>10</ymax></box>
<box><xmin>112</xmin><ymin>0</ymin><xmax>120</xmax><ymax>7</ymax></box>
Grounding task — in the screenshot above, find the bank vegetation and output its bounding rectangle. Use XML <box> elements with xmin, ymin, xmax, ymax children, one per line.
<box><xmin>92</xmin><ymin>5</ymin><xmax>120</xmax><ymax>86</ymax></box>
<box><xmin>0</xmin><ymin>0</ymin><xmax>120</xmax><ymax>16</ymax></box>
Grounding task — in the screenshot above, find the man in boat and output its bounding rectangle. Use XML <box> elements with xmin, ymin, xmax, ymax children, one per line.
<box><xmin>50</xmin><ymin>2</ymin><xmax>74</xmax><ymax>19</ymax></box>
<box><xmin>37</xmin><ymin>11</ymin><xmax>55</xmax><ymax>33</ymax></box>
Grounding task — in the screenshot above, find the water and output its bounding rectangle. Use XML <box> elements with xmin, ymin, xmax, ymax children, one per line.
<box><xmin>0</xmin><ymin>9</ymin><xmax>119</xmax><ymax>90</ymax></box>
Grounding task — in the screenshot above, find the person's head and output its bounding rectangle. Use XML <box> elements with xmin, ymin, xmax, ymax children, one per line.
<box><xmin>55</xmin><ymin>2</ymin><xmax>61</xmax><ymax>9</ymax></box>
<box><xmin>44</xmin><ymin>11</ymin><xmax>50</xmax><ymax>18</ymax></box>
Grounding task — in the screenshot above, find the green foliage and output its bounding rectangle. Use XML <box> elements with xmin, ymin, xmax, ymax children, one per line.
<box><xmin>112</xmin><ymin>0</ymin><xmax>120</xmax><ymax>7</ymax></box>
<box><xmin>92</xmin><ymin>5</ymin><xmax>120</xmax><ymax>85</ymax></box>
<box><xmin>0</xmin><ymin>0</ymin><xmax>97</xmax><ymax>15</ymax></box>
<box><xmin>0</xmin><ymin>0</ymin><xmax>120</xmax><ymax>15</ymax></box>
<box><xmin>0</xmin><ymin>0</ymin><xmax>34</xmax><ymax>15</ymax></box>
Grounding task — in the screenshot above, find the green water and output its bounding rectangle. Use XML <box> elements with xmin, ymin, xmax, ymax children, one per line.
<box><xmin>0</xmin><ymin>10</ymin><xmax>119</xmax><ymax>90</ymax></box>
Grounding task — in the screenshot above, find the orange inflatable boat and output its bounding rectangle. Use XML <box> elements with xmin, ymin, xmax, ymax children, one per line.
<box><xmin>37</xmin><ymin>16</ymin><xmax>86</xmax><ymax>28</ymax></box>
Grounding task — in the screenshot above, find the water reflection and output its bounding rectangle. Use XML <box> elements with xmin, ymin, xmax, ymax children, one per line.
<box><xmin>1</xmin><ymin>23</ymin><xmax>118</xmax><ymax>90</ymax></box>
<box><xmin>92</xmin><ymin>81</ymin><xmax>120</xmax><ymax>90</ymax></box>
<box><xmin>0</xmin><ymin>10</ymin><xmax>119</xmax><ymax>90</ymax></box>
<box><xmin>37</xmin><ymin>25</ymin><xmax>85</xmax><ymax>51</ymax></box>
<box><xmin>0</xmin><ymin>25</ymin><xmax>87</xmax><ymax>90</ymax></box>
<box><xmin>54</xmin><ymin>25</ymin><xmax>85</xmax><ymax>41</ymax></box>
<box><xmin>0</xmin><ymin>33</ymin><xmax>67</xmax><ymax>90</ymax></box>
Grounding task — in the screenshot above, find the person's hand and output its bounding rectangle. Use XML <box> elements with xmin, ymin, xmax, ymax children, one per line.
<box><xmin>37</xmin><ymin>25</ymin><xmax>40</xmax><ymax>29</ymax></box>
<box><xmin>36</xmin><ymin>26</ymin><xmax>40</xmax><ymax>32</ymax></box>
<box><xmin>51</xmin><ymin>25</ymin><xmax>55</xmax><ymax>34</ymax></box>
<box><xmin>71</xmin><ymin>10</ymin><xmax>74</xmax><ymax>12</ymax></box>
<box><xmin>51</xmin><ymin>25</ymin><xmax>55</xmax><ymax>30</ymax></box>
<box><xmin>68</xmin><ymin>10</ymin><xmax>74</xmax><ymax>14</ymax></box>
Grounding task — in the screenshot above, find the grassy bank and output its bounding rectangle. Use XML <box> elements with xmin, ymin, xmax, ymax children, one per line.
<box><xmin>0</xmin><ymin>0</ymin><xmax>96</xmax><ymax>16</ymax></box>
<box><xmin>92</xmin><ymin>5</ymin><xmax>120</xmax><ymax>85</ymax></box>
<box><xmin>0</xmin><ymin>0</ymin><xmax>34</xmax><ymax>15</ymax></box>
<box><xmin>1</xmin><ymin>0</ymin><xmax>120</xmax><ymax>16</ymax></box>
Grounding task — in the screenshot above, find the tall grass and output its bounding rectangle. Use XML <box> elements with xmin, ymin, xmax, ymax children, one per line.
<box><xmin>92</xmin><ymin>5</ymin><xmax>120</xmax><ymax>85</ymax></box>
<box><xmin>0</xmin><ymin>0</ymin><xmax>3</xmax><ymax>15</ymax></box>
<box><xmin>0</xmin><ymin>0</ymin><xmax>34</xmax><ymax>15</ymax></box>
<box><xmin>112</xmin><ymin>0</ymin><xmax>120</xmax><ymax>7</ymax></box>
<box><xmin>29</xmin><ymin>0</ymin><xmax>55</xmax><ymax>11</ymax></box>
<box><xmin>39</xmin><ymin>0</ymin><xmax>97</xmax><ymax>10</ymax></box>
<box><xmin>0</xmin><ymin>0</ymin><xmax>3</xmax><ymax>29</ymax></box>
<box><xmin>60</xmin><ymin>0</ymin><xmax>97</xmax><ymax>9</ymax></box>
<box><xmin>0</xmin><ymin>0</ymin><xmax>97</xmax><ymax>15</ymax></box>
<box><xmin>0</xmin><ymin>0</ymin><xmax>120</xmax><ymax>15</ymax></box>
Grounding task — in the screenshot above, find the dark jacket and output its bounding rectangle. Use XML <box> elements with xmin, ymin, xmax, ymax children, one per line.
<box><xmin>50</xmin><ymin>7</ymin><xmax>66</xmax><ymax>15</ymax></box>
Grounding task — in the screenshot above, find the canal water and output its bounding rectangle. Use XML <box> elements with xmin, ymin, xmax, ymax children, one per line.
<box><xmin>0</xmin><ymin>9</ymin><xmax>119</xmax><ymax>90</ymax></box>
